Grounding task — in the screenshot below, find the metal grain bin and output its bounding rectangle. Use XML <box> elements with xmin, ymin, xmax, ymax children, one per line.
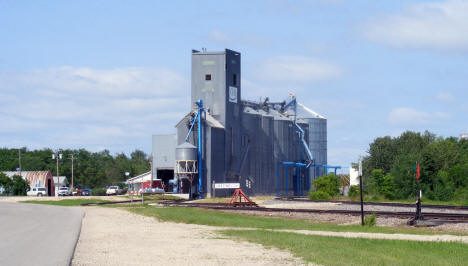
<box><xmin>175</xmin><ymin>142</ymin><xmax>198</xmax><ymax>161</ymax></box>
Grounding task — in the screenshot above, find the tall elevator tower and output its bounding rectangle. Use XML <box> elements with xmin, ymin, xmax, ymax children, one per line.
<box><xmin>191</xmin><ymin>49</ymin><xmax>242</xmax><ymax>184</ymax></box>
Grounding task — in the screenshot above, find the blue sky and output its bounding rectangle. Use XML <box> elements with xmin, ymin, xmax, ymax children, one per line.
<box><xmin>1</xmin><ymin>0</ymin><xmax>467</xmax><ymax>169</ymax></box>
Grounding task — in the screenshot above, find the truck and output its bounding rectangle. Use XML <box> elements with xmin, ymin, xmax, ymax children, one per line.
<box><xmin>106</xmin><ymin>186</ymin><xmax>121</xmax><ymax>195</ymax></box>
<box><xmin>58</xmin><ymin>186</ymin><xmax>72</xmax><ymax>196</ymax></box>
<box><xmin>27</xmin><ymin>187</ymin><xmax>47</xmax><ymax>197</ymax></box>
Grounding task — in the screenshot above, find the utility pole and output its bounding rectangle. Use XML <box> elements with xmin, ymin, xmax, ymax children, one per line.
<box><xmin>52</xmin><ymin>151</ymin><xmax>62</xmax><ymax>196</ymax></box>
<box><xmin>358</xmin><ymin>156</ymin><xmax>364</xmax><ymax>226</ymax></box>
<box><xmin>70</xmin><ymin>154</ymin><xmax>74</xmax><ymax>190</ymax></box>
<box><xmin>18</xmin><ymin>149</ymin><xmax>22</xmax><ymax>175</ymax></box>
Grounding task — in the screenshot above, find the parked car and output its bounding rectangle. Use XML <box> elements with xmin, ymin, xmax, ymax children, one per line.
<box><xmin>58</xmin><ymin>186</ymin><xmax>72</xmax><ymax>196</ymax></box>
<box><xmin>81</xmin><ymin>189</ymin><xmax>91</xmax><ymax>196</ymax></box>
<box><xmin>27</xmin><ymin>187</ymin><xmax>47</xmax><ymax>197</ymax></box>
<box><xmin>106</xmin><ymin>186</ymin><xmax>121</xmax><ymax>196</ymax></box>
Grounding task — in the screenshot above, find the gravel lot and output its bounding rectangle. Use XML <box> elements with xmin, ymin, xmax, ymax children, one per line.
<box><xmin>72</xmin><ymin>207</ymin><xmax>305</xmax><ymax>266</ymax></box>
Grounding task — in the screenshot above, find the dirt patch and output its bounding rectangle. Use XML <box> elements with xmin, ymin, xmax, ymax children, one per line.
<box><xmin>72</xmin><ymin>207</ymin><xmax>305</xmax><ymax>266</ymax></box>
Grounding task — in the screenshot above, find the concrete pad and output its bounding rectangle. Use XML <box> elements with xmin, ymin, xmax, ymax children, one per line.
<box><xmin>0</xmin><ymin>202</ymin><xmax>83</xmax><ymax>266</ymax></box>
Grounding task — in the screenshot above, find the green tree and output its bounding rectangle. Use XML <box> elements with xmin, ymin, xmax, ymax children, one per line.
<box><xmin>11</xmin><ymin>175</ymin><xmax>29</xmax><ymax>196</ymax></box>
<box><xmin>368</xmin><ymin>169</ymin><xmax>395</xmax><ymax>199</ymax></box>
<box><xmin>390</xmin><ymin>153</ymin><xmax>420</xmax><ymax>199</ymax></box>
<box><xmin>0</xmin><ymin>172</ymin><xmax>13</xmax><ymax>195</ymax></box>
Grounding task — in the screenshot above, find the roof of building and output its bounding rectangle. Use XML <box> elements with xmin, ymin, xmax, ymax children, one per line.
<box><xmin>296</xmin><ymin>103</ymin><xmax>325</xmax><ymax>119</ymax></box>
<box><xmin>176</xmin><ymin>142</ymin><xmax>197</xmax><ymax>149</ymax></box>
<box><xmin>2</xmin><ymin>171</ymin><xmax>53</xmax><ymax>187</ymax></box>
<box><xmin>53</xmin><ymin>176</ymin><xmax>68</xmax><ymax>184</ymax></box>
<box><xmin>126</xmin><ymin>171</ymin><xmax>161</xmax><ymax>184</ymax></box>
<box><xmin>243</xmin><ymin>105</ymin><xmax>292</xmax><ymax>121</ymax></box>
<box><xmin>175</xmin><ymin>110</ymin><xmax>224</xmax><ymax>129</ymax></box>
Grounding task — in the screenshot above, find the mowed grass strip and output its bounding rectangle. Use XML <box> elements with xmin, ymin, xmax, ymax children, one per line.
<box><xmin>221</xmin><ymin>230</ymin><xmax>468</xmax><ymax>266</ymax></box>
<box><xmin>22</xmin><ymin>199</ymin><xmax>110</xmax><ymax>206</ymax></box>
<box><xmin>126</xmin><ymin>206</ymin><xmax>461</xmax><ymax>235</ymax></box>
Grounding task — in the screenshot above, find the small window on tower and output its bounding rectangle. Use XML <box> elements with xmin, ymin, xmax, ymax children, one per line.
<box><xmin>205</xmin><ymin>74</ymin><xmax>212</xmax><ymax>81</ymax></box>
<box><xmin>233</xmin><ymin>74</ymin><xmax>237</xmax><ymax>86</ymax></box>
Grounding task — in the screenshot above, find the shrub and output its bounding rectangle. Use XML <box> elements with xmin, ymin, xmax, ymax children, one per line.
<box><xmin>92</xmin><ymin>187</ymin><xmax>107</xmax><ymax>196</ymax></box>
<box><xmin>348</xmin><ymin>185</ymin><xmax>360</xmax><ymax>198</ymax></box>
<box><xmin>309</xmin><ymin>190</ymin><xmax>331</xmax><ymax>200</ymax></box>
<box><xmin>364</xmin><ymin>213</ymin><xmax>376</xmax><ymax>226</ymax></box>
<box><xmin>433</xmin><ymin>184</ymin><xmax>454</xmax><ymax>201</ymax></box>
<box><xmin>454</xmin><ymin>187</ymin><xmax>468</xmax><ymax>203</ymax></box>
<box><xmin>312</xmin><ymin>174</ymin><xmax>340</xmax><ymax>197</ymax></box>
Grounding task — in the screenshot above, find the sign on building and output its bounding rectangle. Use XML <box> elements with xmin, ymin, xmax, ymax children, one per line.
<box><xmin>214</xmin><ymin>183</ymin><xmax>240</xmax><ymax>189</ymax></box>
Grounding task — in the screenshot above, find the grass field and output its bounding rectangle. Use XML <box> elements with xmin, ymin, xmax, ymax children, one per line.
<box><xmin>21</xmin><ymin>199</ymin><xmax>110</xmax><ymax>206</ymax></box>
<box><xmin>222</xmin><ymin>230</ymin><xmax>468</xmax><ymax>266</ymax></box>
<box><xmin>126</xmin><ymin>205</ymin><xmax>463</xmax><ymax>236</ymax></box>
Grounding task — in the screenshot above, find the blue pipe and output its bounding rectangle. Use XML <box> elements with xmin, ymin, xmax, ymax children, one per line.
<box><xmin>185</xmin><ymin>111</ymin><xmax>199</xmax><ymax>142</ymax></box>
<box><xmin>197</xmin><ymin>100</ymin><xmax>203</xmax><ymax>198</ymax></box>
<box><xmin>294</xmin><ymin>123</ymin><xmax>314</xmax><ymax>165</ymax></box>
<box><xmin>276</xmin><ymin>162</ymin><xmax>280</xmax><ymax>197</ymax></box>
<box><xmin>296</xmin><ymin>166</ymin><xmax>300</xmax><ymax>196</ymax></box>
<box><xmin>285</xmin><ymin>166</ymin><xmax>289</xmax><ymax>196</ymax></box>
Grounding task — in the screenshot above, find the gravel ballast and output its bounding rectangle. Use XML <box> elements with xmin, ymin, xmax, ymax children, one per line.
<box><xmin>72</xmin><ymin>207</ymin><xmax>305</xmax><ymax>266</ymax></box>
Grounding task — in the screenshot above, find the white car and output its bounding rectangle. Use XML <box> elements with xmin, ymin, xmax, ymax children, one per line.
<box><xmin>27</xmin><ymin>187</ymin><xmax>47</xmax><ymax>197</ymax></box>
<box><xmin>106</xmin><ymin>186</ymin><xmax>121</xmax><ymax>195</ymax></box>
<box><xmin>58</xmin><ymin>187</ymin><xmax>72</xmax><ymax>196</ymax></box>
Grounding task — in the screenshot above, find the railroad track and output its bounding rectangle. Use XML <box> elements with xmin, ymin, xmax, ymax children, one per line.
<box><xmin>274</xmin><ymin>196</ymin><xmax>468</xmax><ymax>210</ymax></box>
<box><xmin>162</xmin><ymin>202</ymin><xmax>468</xmax><ymax>223</ymax></box>
<box><xmin>78</xmin><ymin>199</ymin><xmax>468</xmax><ymax>223</ymax></box>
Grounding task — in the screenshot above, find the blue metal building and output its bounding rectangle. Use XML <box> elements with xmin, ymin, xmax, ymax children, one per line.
<box><xmin>166</xmin><ymin>48</ymin><xmax>328</xmax><ymax>198</ymax></box>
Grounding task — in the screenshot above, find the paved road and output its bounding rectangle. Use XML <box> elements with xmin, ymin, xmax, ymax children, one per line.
<box><xmin>0</xmin><ymin>202</ymin><xmax>83</xmax><ymax>266</ymax></box>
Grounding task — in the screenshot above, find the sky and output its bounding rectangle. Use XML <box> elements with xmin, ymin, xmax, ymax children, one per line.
<box><xmin>1</xmin><ymin>0</ymin><xmax>468</xmax><ymax>169</ymax></box>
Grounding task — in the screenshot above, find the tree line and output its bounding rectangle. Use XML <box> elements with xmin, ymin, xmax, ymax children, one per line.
<box><xmin>0</xmin><ymin>148</ymin><xmax>151</xmax><ymax>189</ymax></box>
<box><xmin>362</xmin><ymin>131</ymin><xmax>468</xmax><ymax>203</ymax></box>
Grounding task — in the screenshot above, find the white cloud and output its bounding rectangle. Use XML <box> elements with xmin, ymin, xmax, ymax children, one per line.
<box><xmin>387</xmin><ymin>107</ymin><xmax>450</xmax><ymax>126</ymax></box>
<box><xmin>17</xmin><ymin>66</ymin><xmax>186</xmax><ymax>98</ymax></box>
<box><xmin>0</xmin><ymin>67</ymin><xmax>188</xmax><ymax>152</ymax></box>
<box><xmin>208</xmin><ymin>30</ymin><xmax>270</xmax><ymax>48</ymax></box>
<box><xmin>209</xmin><ymin>30</ymin><xmax>231</xmax><ymax>43</ymax></box>
<box><xmin>388</xmin><ymin>107</ymin><xmax>430</xmax><ymax>125</ymax></box>
<box><xmin>257</xmin><ymin>56</ymin><xmax>341</xmax><ymax>82</ymax></box>
<box><xmin>363</xmin><ymin>0</ymin><xmax>468</xmax><ymax>50</ymax></box>
<box><xmin>435</xmin><ymin>92</ymin><xmax>456</xmax><ymax>103</ymax></box>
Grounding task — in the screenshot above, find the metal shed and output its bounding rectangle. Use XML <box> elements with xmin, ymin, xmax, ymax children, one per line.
<box><xmin>3</xmin><ymin>171</ymin><xmax>55</xmax><ymax>196</ymax></box>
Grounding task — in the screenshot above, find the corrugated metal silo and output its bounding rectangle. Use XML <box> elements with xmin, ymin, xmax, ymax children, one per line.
<box><xmin>297</xmin><ymin>103</ymin><xmax>327</xmax><ymax>178</ymax></box>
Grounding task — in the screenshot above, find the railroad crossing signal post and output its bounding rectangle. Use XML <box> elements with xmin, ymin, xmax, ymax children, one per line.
<box><xmin>415</xmin><ymin>163</ymin><xmax>423</xmax><ymax>221</ymax></box>
<box><xmin>358</xmin><ymin>156</ymin><xmax>364</xmax><ymax>225</ymax></box>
